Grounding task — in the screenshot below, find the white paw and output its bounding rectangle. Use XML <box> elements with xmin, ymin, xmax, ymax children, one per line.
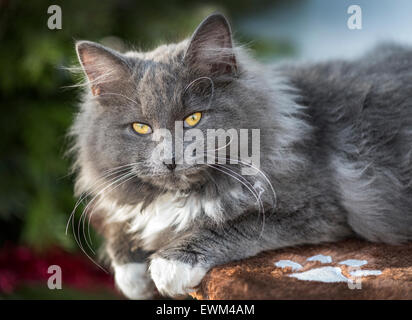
<box><xmin>113</xmin><ymin>263</ymin><xmax>154</xmax><ymax>299</ymax></box>
<box><xmin>149</xmin><ymin>257</ymin><xmax>207</xmax><ymax>297</ymax></box>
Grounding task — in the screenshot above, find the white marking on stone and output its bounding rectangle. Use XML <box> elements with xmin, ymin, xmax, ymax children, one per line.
<box><xmin>339</xmin><ymin>259</ymin><xmax>368</xmax><ymax>267</ymax></box>
<box><xmin>274</xmin><ymin>260</ymin><xmax>303</xmax><ymax>271</ymax></box>
<box><xmin>289</xmin><ymin>266</ymin><xmax>349</xmax><ymax>283</ymax></box>
<box><xmin>349</xmin><ymin>270</ymin><xmax>382</xmax><ymax>277</ymax></box>
<box><xmin>306</xmin><ymin>254</ymin><xmax>332</xmax><ymax>264</ymax></box>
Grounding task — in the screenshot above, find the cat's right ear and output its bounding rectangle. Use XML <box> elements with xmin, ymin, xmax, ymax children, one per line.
<box><xmin>75</xmin><ymin>41</ymin><xmax>131</xmax><ymax>96</ymax></box>
<box><xmin>184</xmin><ymin>13</ymin><xmax>237</xmax><ymax>77</ymax></box>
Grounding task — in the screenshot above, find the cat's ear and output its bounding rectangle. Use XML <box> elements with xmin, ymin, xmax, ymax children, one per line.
<box><xmin>184</xmin><ymin>13</ymin><xmax>237</xmax><ymax>77</ymax></box>
<box><xmin>75</xmin><ymin>41</ymin><xmax>131</xmax><ymax>96</ymax></box>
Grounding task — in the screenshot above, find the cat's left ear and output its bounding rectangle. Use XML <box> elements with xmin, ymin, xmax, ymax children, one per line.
<box><xmin>75</xmin><ymin>41</ymin><xmax>131</xmax><ymax>96</ymax></box>
<box><xmin>184</xmin><ymin>13</ymin><xmax>237</xmax><ymax>77</ymax></box>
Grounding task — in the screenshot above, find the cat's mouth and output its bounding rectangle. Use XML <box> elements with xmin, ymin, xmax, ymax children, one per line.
<box><xmin>144</xmin><ymin>165</ymin><xmax>209</xmax><ymax>190</ymax></box>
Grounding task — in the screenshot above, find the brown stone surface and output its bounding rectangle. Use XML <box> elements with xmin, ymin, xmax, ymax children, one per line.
<box><xmin>191</xmin><ymin>239</ymin><xmax>412</xmax><ymax>300</ymax></box>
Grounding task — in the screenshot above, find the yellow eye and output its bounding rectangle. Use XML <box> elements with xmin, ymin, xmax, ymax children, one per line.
<box><xmin>184</xmin><ymin>112</ymin><xmax>202</xmax><ymax>128</ymax></box>
<box><xmin>132</xmin><ymin>122</ymin><xmax>152</xmax><ymax>135</ymax></box>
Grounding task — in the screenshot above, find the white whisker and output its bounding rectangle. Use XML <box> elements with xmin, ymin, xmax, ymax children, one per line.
<box><xmin>208</xmin><ymin>164</ymin><xmax>266</xmax><ymax>239</ymax></box>
<box><xmin>76</xmin><ymin>171</ymin><xmax>135</xmax><ymax>254</ymax></box>
<box><xmin>66</xmin><ymin>166</ymin><xmax>133</xmax><ymax>235</ymax></box>
<box><xmin>82</xmin><ymin>172</ymin><xmax>138</xmax><ymax>253</ymax></box>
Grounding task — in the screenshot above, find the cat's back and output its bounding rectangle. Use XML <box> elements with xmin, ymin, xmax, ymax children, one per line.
<box><xmin>280</xmin><ymin>43</ymin><xmax>412</xmax><ymax>122</ymax></box>
<box><xmin>277</xmin><ymin>43</ymin><xmax>412</xmax><ymax>243</ymax></box>
<box><xmin>279</xmin><ymin>43</ymin><xmax>412</xmax><ymax>162</ymax></box>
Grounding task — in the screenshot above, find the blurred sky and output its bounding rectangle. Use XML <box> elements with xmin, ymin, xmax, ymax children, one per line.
<box><xmin>239</xmin><ymin>0</ymin><xmax>412</xmax><ymax>61</ymax></box>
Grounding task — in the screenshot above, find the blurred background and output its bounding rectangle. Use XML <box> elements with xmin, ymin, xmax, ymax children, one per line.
<box><xmin>1</xmin><ymin>0</ymin><xmax>412</xmax><ymax>299</ymax></box>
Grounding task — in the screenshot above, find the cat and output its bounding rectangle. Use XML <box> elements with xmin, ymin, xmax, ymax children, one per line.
<box><xmin>69</xmin><ymin>13</ymin><xmax>412</xmax><ymax>299</ymax></box>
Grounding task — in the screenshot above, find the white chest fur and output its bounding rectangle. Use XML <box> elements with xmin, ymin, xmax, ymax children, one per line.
<box><xmin>100</xmin><ymin>192</ymin><xmax>223</xmax><ymax>250</ymax></box>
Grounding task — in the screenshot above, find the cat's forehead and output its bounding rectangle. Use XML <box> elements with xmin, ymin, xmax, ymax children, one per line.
<box><xmin>124</xmin><ymin>41</ymin><xmax>188</xmax><ymax>108</ymax></box>
<box><xmin>137</xmin><ymin>63</ymin><xmax>182</xmax><ymax>112</ymax></box>
<box><xmin>125</xmin><ymin>40</ymin><xmax>188</xmax><ymax>64</ymax></box>
<box><xmin>126</xmin><ymin>42</ymin><xmax>189</xmax><ymax>118</ymax></box>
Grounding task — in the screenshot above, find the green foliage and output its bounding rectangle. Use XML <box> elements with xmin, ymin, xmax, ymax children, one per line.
<box><xmin>0</xmin><ymin>0</ymin><xmax>286</xmax><ymax>251</ymax></box>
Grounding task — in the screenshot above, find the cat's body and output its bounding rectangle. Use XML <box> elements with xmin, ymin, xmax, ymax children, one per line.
<box><xmin>280</xmin><ymin>45</ymin><xmax>412</xmax><ymax>244</ymax></box>
<box><xmin>70</xmin><ymin>14</ymin><xmax>412</xmax><ymax>299</ymax></box>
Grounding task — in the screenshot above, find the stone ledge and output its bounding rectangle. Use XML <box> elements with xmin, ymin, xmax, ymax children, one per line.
<box><xmin>190</xmin><ymin>239</ymin><xmax>412</xmax><ymax>300</ymax></box>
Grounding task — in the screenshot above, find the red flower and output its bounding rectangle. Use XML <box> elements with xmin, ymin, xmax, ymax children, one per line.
<box><xmin>0</xmin><ymin>243</ymin><xmax>116</xmax><ymax>294</ymax></box>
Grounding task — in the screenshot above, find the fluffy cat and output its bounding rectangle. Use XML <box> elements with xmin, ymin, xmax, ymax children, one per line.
<box><xmin>69</xmin><ymin>13</ymin><xmax>412</xmax><ymax>298</ymax></box>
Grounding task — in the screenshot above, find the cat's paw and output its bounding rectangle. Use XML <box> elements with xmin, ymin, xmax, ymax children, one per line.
<box><xmin>113</xmin><ymin>262</ymin><xmax>155</xmax><ymax>299</ymax></box>
<box><xmin>149</xmin><ymin>257</ymin><xmax>208</xmax><ymax>297</ymax></box>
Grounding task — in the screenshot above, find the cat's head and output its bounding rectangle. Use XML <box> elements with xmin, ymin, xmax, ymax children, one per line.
<box><xmin>72</xmin><ymin>13</ymin><xmax>267</xmax><ymax>200</ymax></box>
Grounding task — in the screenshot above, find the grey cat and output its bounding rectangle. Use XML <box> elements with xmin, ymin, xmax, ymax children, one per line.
<box><xmin>69</xmin><ymin>13</ymin><xmax>412</xmax><ymax>299</ymax></box>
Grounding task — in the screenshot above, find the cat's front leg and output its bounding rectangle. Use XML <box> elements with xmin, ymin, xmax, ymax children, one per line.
<box><xmin>149</xmin><ymin>214</ymin><xmax>270</xmax><ymax>297</ymax></box>
<box><xmin>112</xmin><ymin>259</ymin><xmax>154</xmax><ymax>300</ymax></box>
<box><xmin>149</xmin><ymin>209</ymin><xmax>351</xmax><ymax>297</ymax></box>
<box><xmin>149</xmin><ymin>255</ymin><xmax>208</xmax><ymax>297</ymax></box>
<box><xmin>105</xmin><ymin>223</ymin><xmax>155</xmax><ymax>299</ymax></box>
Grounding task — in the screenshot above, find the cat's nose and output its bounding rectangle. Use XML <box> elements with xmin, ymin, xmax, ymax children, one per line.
<box><xmin>163</xmin><ymin>157</ymin><xmax>176</xmax><ymax>171</ymax></box>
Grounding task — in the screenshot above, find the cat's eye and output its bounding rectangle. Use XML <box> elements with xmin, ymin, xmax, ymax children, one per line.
<box><xmin>184</xmin><ymin>112</ymin><xmax>202</xmax><ymax>128</ymax></box>
<box><xmin>132</xmin><ymin>122</ymin><xmax>152</xmax><ymax>135</ymax></box>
